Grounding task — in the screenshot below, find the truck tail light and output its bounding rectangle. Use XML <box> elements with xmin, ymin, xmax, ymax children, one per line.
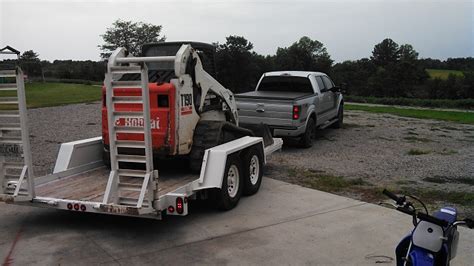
<box><xmin>176</xmin><ymin>197</ymin><xmax>184</xmax><ymax>214</ymax></box>
<box><xmin>293</xmin><ymin>105</ymin><xmax>301</xmax><ymax>120</ymax></box>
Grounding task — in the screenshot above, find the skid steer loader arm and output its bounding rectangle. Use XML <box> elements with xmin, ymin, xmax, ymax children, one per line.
<box><xmin>174</xmin><ymin>45</ymin><xmax>239</xmax><ymax>125</ymax></box>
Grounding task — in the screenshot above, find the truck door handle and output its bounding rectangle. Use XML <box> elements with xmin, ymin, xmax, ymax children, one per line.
<box><xmin>256</xmin><ymin>108</ymin><xmax>265</xmax><ymax>113</ymax></box>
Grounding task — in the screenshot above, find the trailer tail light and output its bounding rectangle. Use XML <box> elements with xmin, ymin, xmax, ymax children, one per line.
<box><xmin>67</xmin><ymin>203</ymin><xmax>73</xmax><ymax>210</ymax></box>
<box><xmin>80</xmin><ymin>205</ymin><xmax>86</xmax><ymax>212</ymax></box>
<box><xmin>73</xmin><ymin>203</ymin><xmax>80</xmax><ymax>211</ymax></box>
<box><xmin>168</xmin><ymin>206</ymin><xmax>175</xmax><ymax>213</ymax></box>
<box><xmin>176</xmin><ymin>197</ymin><xmax>184</xmax><ymax>214</ymax></box>
<box><xmin>293</xmin><ymin>105</ymin><xmax>301</xmax><ymax>120</ymax></box>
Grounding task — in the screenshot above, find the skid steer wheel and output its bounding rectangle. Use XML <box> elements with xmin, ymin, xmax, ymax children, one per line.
<box><xmin>215</xmin><ymin>155</ymin><xmax>243</xmax><ymax>210</ymax></box>
<box><xmin>299</xmin><ymin>118</ymin><xmax>316</xmax><ymax>148</ymax></box>
<box><xmin>330</xmin><ymin>104</ymin><xmax>344</xmax><ymax>129</ymax></box>
<box><xmin>242</xmin><ymin>146</ymin><xmax>264</xmax><ymax>196</ymax></box>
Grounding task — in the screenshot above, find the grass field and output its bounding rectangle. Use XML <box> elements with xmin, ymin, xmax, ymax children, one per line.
<box><xmin>346</xmin><ymin>104</ymin><xmax>474</xmax><ymax>124</ymax></box>
<box><xmin>426</xmin><ymin>69</ymin><xmax>464</xmax><ymax>79</ymax></box>
<box><xmin>0</xmin><ymin>82</ymin><xmax>101</xmax><ymax>108</ymax></box>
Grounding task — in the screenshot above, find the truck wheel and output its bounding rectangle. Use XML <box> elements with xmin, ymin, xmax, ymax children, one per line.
<box><xmin>331</xmin><ymin>105</ymin><xmax>344</xmax><ymax>129</ymax></box>
<box><xmin>299</xmin><ymin>118</ymin><xmax>315</xmax><ymax>148</ymax></box>
<box><xmin>242</xmin><ymin>146</ymin><xmax>264</xmax><ymax>196</ymax></box>
<box><xmin>216</xmin><ymin>155</ymin><xmax>243</xmax><ymax>210</ymax></box>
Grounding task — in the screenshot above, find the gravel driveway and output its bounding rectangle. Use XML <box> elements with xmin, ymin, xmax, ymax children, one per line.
<box><xmin>268</xmin><ymin>111</ymin><xmax>474</xmax><ymax>193</ymax></box>
<box><xmin>28</xmin><ymin>102</ymin><xmax>101</xmax><ymax>176</ymax></box>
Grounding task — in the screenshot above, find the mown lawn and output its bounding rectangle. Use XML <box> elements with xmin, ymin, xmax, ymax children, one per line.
<box><xmin>0</xmin><ymin>82</ymin><xmax>101</xmax><ymax>108</ymax></box>
<box><xmin>346</xmin><ymin>104</ymin><xmax>474</xmax><ymax>124</ymax></box>
<box><xmin>426</xmin><ymin>69</ymin><xmax>464</xmax><ymax>79</ymax></box>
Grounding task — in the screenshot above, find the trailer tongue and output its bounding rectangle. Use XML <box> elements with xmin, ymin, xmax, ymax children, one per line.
<box><xmin>0</xmin><ymin>45</ymin><xmax>282</xmax><ymax>220</ymax></box>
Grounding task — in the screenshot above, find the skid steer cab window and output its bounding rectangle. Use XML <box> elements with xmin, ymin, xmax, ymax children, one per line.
<box><xmin>258</xmin><ymin>76</ymin><xmax>313</xmax><ymax>93</ymax></box>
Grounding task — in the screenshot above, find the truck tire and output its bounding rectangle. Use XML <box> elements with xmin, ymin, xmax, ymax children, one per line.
<box><xmin>242</xmin><ymin>146</ymin><xmax>264</xmax><ymax>196</ymax></box>
<box><xmin>215</xmin><ymin>155</ymin><xmax>243</xmax><ymax>210</ymax></box>
<box><xmin>299</xmin><ymin>118</ymin><xmax>316</xmax><ymax>148</ymax></box>
<box><xmin>330</xmin><ymin>104</ymin><xmax>344</xmax><ymax>129</ymax></box>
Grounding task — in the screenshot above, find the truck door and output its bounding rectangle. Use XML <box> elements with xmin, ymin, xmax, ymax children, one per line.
<box><xmin>321</xmin><ymin>76</ymin><xmax>338</xmax><ymax>116</ymax></box>
<box><xmin>315</xmin><ymin>76</ymin><xmax>332</xmax><ymax>117</ymax></box>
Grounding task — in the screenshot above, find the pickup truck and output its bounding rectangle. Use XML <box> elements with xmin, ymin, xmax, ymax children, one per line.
<box><xmin>236</xmin><ymin>71</ymin><xmax>344</xmax><ymax>147</ymax></box>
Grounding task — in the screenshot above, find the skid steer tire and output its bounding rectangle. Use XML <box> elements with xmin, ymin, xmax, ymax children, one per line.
<box><xmin>215</xmin><ymin>155</ymin><xmax>243</xmax><ymax>210</ymax></box>
<box><xmin>189</xmin><ymin>120</ymin><xmax>254</xmax><ymax>173</ymax></box>
<box><xmin>242</xmin><ymin>146</ymin><xmax>264</xmax><ymax>196</ymax></box>
<box><xmin>189</xmin><ymin>121</ymin><xmax>224</xmax><ymax>173</ymax></box>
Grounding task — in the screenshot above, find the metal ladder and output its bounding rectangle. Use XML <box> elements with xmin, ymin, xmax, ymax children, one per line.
<box><xmin>102</xmin><ymin>55</ymin><xmax>157</xmax><ymax>213</ymax></box>
<box><xmin>0</xmin><ymin>67</ymin><xmax>35</xmax><ymax>201</ymax></box>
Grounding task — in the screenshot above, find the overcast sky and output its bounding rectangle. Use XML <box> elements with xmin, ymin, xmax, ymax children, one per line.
<box><xmin>0</xmin><ymin>0</ymin><xmax>472</xmax><ymax>62</ymax></box>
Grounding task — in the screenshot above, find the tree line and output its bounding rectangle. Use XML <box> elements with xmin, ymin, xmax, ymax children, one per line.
<box><xmin>1</xmin><ymin>19</ymin><xmax>473</xmax><ymax>100</ymax></box>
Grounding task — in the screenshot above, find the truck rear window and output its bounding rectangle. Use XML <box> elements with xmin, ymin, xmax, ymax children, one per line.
<box><xmin>258</xmin><ymin>76</ymin><xmax>313</xmax><ymax>93</ymax></box>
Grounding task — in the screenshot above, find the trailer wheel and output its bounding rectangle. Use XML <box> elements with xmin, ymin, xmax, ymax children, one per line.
<box><xmin>216</xmin><ymin>155</ymin><xmax>243</xmax><ymax>210</ymax></box>
<box><xmin>242</xmin><ymin>146</ymin><xmax>264</xmax><ymax>196</ymax></box>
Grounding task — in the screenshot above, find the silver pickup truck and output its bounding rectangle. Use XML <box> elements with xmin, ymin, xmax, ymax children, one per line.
<box><xmin>236</xmin><ymin>71</ymin><xmax>344</xmax><ymax>147</ymax></box>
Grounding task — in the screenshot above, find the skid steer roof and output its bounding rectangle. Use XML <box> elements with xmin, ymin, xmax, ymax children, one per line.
<box><xmin>142</xmin><ymin>41</ymin><xmax>216</xmax><ymax>79</ymax></box>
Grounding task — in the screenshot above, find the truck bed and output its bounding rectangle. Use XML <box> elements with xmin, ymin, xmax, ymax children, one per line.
<box><xmin>36</xmin><ymin>167</ymin><xmax>197</xmax><ymax>202</ymax></box>
<box><xmin>236</xmin><ymin>91</ymin><xmax>314</xmax><ymax>101</ymax></box>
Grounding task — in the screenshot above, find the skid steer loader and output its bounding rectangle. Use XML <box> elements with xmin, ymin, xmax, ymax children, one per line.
<box><xmin>102</xmin><ymin>42</ymin><xmax>272</xmax><ymax>173</ymax></box>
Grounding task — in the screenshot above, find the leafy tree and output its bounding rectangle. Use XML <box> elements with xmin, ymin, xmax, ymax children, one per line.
<box><xmin>99</xmin><ymin>19</ymin><xmax>165</xmax><ymax>59</ymax></box>
<box><xmin>399</xmin><ymin>44</ymin><xmax>419</xmax><ymax>62</ymax></box>
<box><xmin>19</xmin><ymin>50</ymin><xmax>42</xmax><ymax>77</ymax></box>
<box><xmin>274</xmin><ymin>36</ymin><xmax>333</xmax><ymax>73</ymax></box>
<box><xmin>371</xmin><ymin>38</ymin><xmax>400</xmax><ymax>66</ymax></box>
<box><xmin>215</xmin><ymin>36</ymin><xmax>263</xmax><ymax>92</ymax></box>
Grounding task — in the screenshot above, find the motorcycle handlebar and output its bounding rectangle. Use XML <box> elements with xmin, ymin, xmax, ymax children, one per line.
<box><xmin>396</xmin><ymin>206</ymin><xmax>415</xmax><ymax>216</ymax></box>
<box><xmin>383</xmin><ymin>189</ymin><xmax>405</xmax><ymax>205</ymax></box>
<box><xmin>417</xmin><ymin>212</ymin><xmax>449</xmax><ymax>227</ymax></box>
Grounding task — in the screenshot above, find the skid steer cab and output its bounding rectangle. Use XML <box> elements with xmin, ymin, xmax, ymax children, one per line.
<box><xmin>102</xmin><ymin>41</ymin><xmax>257</xmax><ymax>172</ymax></box>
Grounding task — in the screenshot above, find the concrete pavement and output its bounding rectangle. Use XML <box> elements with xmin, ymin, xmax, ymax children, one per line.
<box><xmin>1</xmin><ymin>178</ymin><xmax>473</xmax><ymax>265</ymax></box>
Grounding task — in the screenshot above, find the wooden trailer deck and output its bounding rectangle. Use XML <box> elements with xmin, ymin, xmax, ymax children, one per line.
<box><xmin>36</xmin><ymin>167</ymin><xmax>197</xmax><ymax>202</ymax></box>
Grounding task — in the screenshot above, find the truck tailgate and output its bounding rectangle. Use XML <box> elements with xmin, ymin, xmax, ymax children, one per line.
<box><xmin>236</xmin><ymin>91</ymin><xmax>312</xmax><ymax>127</ymax></box>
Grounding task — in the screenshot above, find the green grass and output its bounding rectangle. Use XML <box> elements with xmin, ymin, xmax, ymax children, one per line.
<box><xmin>407</xmin><ymin>149</ymin><xmax>431</xmax><ymax>155</ymax></box>
<box><xmin>0</xmin><ymin>82</ymin><xmax>101</xmax><ymax>108</ymax></box>
<box><xmin>344</xmin><ymin>96</ymin><xmax>474</xmax><ymax>110</ymax></box>
<box><xmin>287</xmin><ymin>168</ymin><xmax>369</xmax><ymax>192</ymax></box>
<box><xmin>346</xmin><ymin>104</ymin><xmax>474</xmax><ymax>124</ymax></box>
<box><xmin>426</xmin><ymin>69</ymin><xmax>464</xmax><ymax>80</ymax></box>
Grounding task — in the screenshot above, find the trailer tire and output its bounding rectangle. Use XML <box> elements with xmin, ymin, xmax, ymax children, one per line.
<box><xmin>216</xmin><ymin>155</ymin><xmax>243</xmax><ymax>210</ymax></box>
<box><xmin>242</xmin><ymin>146</ymin><xmax>264</xmax><ymax>196</ymax></box>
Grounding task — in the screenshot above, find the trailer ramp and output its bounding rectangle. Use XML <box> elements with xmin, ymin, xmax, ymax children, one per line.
<box><xmin>0</xmin><ymin>66</ymin><xmax>35</xmax><ymax>202</ymax></box>
<box><xmin>102</xmin><ymin>51</ymin><xmax>158</xmax><ymax>214</ymax></box>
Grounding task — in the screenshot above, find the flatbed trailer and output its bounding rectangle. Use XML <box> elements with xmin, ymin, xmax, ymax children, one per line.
<box><xmin>7</xmin><ymin>136</ymin><xmax>281</xmax><ymax>220</ymax></box>
<box><xmin>2</xmin><ymin>136</ymin><xmax>282</xmax><ymax>219</ymax></box>
<box><xmin>0</xmin><ymin>51</ymin><xmax>283</xmax><ymax>219</ymax></box>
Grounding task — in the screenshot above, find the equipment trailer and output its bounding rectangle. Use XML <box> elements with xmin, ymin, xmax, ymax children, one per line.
<box><xmin>0</xmin><ymin>45</ymin><xmax>282</xmax><ymax>220</ymax></box>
